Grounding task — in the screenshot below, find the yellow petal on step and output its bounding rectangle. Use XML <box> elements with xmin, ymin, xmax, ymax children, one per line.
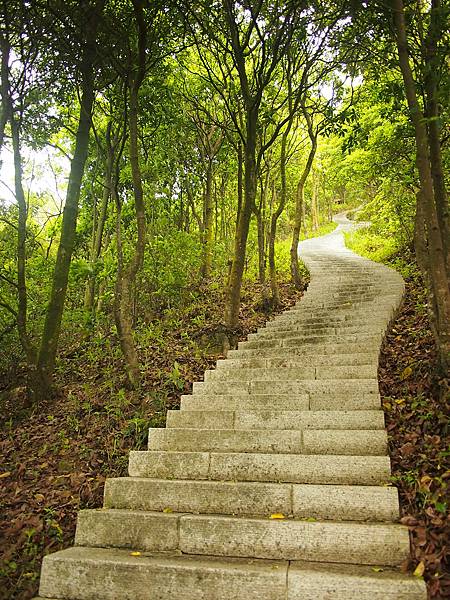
<box><xmin>163</xmin><ymin>507</ymin><xmax>173</xmax><ymax>513</ymax></box>
<box><xmin>130</xmin><ymin>551</ymin><xmax>141</xmax><ymax>556</ymax></box>
<box><xmin>269</xmin><ymin>513</ymin><xmax>285</xmax><ymax>519</ymax></box>
<box><xmin>304</xmin><ymin>517</ymin><xmax>317</xmax><ymax>522</ymax></box>
<box><xmin>413</xmin><ymin>561</ymin><xmax>425</xmax><ymax>577</ymax></box>
<box><xmin>371</xmin><ymin>567</ymin><xmax>383</xmax><ymax>573</ymax></box>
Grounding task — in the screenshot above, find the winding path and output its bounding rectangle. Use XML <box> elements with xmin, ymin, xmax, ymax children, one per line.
<box><xmin>35</xmin><ymin>215</ymin><xmax>426</xmax><ymax>599</ymax></box>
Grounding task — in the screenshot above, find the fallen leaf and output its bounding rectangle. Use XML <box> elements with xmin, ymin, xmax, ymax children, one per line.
<box><xmin>371</xmin><ymin>567</ymin><xmax>384</xmax><ymax>573</ymax></box>
<box><xmin>413</xmin><ymin>561</ymin><xmax>425</xmax><ymax>577</ymax></box>
<box><xmin>163</xmin><ymin>507</ymin><xmax>173</xmax><ymax>513</ymax></box>
<box><xmin>130</xmin><ymin>551</ymin><xmax>141</xmax><ymax>556</ymax></box>
<box><xmin>269</xmin><ymin>513</ymin><xmax>285</xmax><ymax>519</ymax></box>
<box><xmin>400</xmin><ymin>366</ymin><xmax>412</xmax><ymax>380</ymax></box>
<box><xmin>0</xmin><ymin>471</ymin><xmax>11</xmax><ymax>479</ymax></box>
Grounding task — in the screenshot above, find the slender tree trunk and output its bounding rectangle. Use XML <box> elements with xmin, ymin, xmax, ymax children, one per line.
<box><xmin>256</xmin><ymin>210</ymin><xmax>265</xmax><ymax>284</ymax></box>
<box><xmin>35</xmin><ymin>27</ymin><xmax>101</xmax><ymax>397</ymax></box>
<box><xmin>311</xmin><ymin>170</ymin><xmax>319</xmax><ymax>231</ymax></box>
<box><xmin>425</xmin><ymin>0</ymin><xmax>450</xmax><ymax>270</ymax></box>
<box><xmin>114</xmin><ymin>86</ymin><xmax>146</xmax><ymax>388</ymax></box>
<box><xmin>113</xmin><ymin>189</ymin><xmax>139</xmax><ymax>387</ymax></box>
<box><xmin>392</xmin><ymin>0</ymin><xmax>450</xmax><ymax>372</ymax></box>
<box><xmin>270</xmin><ymin>125</ymin><xmax>291</xmax><ymax>305</ymax></box>
<box><xmin>236</xmin><ymin>142</ymin><xmax>243</xmax><ymax>223</ymax></box>
<box><xmin>256</xmin><ymin>167</ymin><xmax>270</xmax><ymax>299</ymax></box>
<box><xmin>0</xmin><ymin>36</ymin><xmax>9</xmax><ymax>160</ymax></box>
<box><xmin>269</xmin><ymin>183</ymin><xmax>281</xmax><ymax>306</ymax></box>
<box><xmin>84</xmin><ymin>126</ymin><xmax>114</xmax><ymax>313</ymax></box>
<box><xmin>185</xmin><ymin>178</ymin><xmax>203</xmax><ymax>232</ymax></box>
<box><xmin>290</xmin><ymin>128</ymin><xmax>316</xmax><ymax>289</ymax></box>
<box><xmin>201</xmin><ymin>160</ymin><xmax>214</xmax><ymax>278</ymax></box>
<box><xmin>1</xmin><ymin>37</ymin><xmax>36</xmax><ymax>365</ymax></box>
<box><xmin>11</xmin><ymin>114</ymin><xmax>36</xmax><ymax>364</ymax></box>
<box><xmin>225</xmin><ymin>112</ymin><xmax>257</xmax><ymax>326</ymax></box>
<box><xmin>114</xmin><ymin>0</ymin><xmax>148</xmax><ymax>388</ymax></box>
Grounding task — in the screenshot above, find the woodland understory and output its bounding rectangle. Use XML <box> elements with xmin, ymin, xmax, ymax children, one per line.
<box><xmin>0</xmin><ymin>0</ymin><xmax>449</xmax><ymax>599</ymax></box>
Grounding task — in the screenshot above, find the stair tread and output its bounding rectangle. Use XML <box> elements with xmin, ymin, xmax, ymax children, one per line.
<box><xmin>37</xmin><ymin>547</ymin><xmax>426</xmax><ymax>600</ymax></box>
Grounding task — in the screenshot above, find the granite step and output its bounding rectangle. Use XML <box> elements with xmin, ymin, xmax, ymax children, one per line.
<box><xmin>166</xmin><ymin>408</ymin><xmax>385</xmax><ymax>430</ymax></box>
<box><xmin>147</xmin><ymin>427</ymin><xmax>388</xmax><ymax>455</ymax></box>
<box><xmin>103</xmin><ymin>478</ymin><xmax>400</xmax><ymax>521</ymax></box>
<box><xmin>128</xmin><ymin>450</ymin><xmax>391</xmax><ymax>485</ymax></box>
<box><xmin>35</xmin><ymin>547</ymin><xmax>425</xmax><ymax>600</ymax></box>
<box><xmin>180</xmin><ymin>393</ymin><xmax>381</xmax><ymax>411</ymax></box>
<box><xmin>74</xmin><ymin>509</ymin><xmax>410</xmax><ymax>565</ymax></box>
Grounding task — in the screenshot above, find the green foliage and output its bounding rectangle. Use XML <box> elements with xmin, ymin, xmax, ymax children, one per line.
<box><xmin>141</xmin><ymin>230</ymin><xmax>202</xmax><ymax>310</ymax></box>
<box><xmin>344</xmin><ymin>226</ymin><xmax>400</xmax><ymax>263</ymax></box>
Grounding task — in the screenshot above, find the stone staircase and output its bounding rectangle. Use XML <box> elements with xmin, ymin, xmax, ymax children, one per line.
<box><xmin>35</xmin><ymin>216</ymin><xmax>426</xmax><ymax>599</ymax></box>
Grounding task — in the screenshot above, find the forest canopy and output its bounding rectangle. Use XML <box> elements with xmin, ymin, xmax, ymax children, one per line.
<box><xmin>0</xmin><ymin>0</ymin><xmax>448</xmax><ymax>400</ymax></box>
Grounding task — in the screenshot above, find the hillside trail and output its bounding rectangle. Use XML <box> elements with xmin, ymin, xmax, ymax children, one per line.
<box><xmin>34</xmin><ymin>213</ymin><xmax>426</xmax><ymax>599</ymax></box>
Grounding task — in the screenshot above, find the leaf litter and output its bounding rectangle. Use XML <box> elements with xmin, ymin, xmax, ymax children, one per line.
<box><xmin>379</xmin><ymin>261</ymin><xmax>449</xmax><ymax>599</ymax></box>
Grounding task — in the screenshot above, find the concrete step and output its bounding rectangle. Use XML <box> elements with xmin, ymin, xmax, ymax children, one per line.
<box><xmin>239</xmin><ymin>333</ymin><xmax>382</xmax><ymax>350</ymax></box>
<box><xmin>147</xmin><ymin>428</ymin><xmax>387</xmax><ymax>455</ymax></box>
<box><xmin>181</xmin><ymin>392</ymin><xmax>310</xmax><ymax>411</ymax></box>
<box><xmin>75</xmin><ymin>509</ymin><xmax>410</xmax><ymax>565</ymax></box>
<box><xmin>37</xmin><ymin>547</ymin><xmax>288</xmax><ymax>600</ymax></box>
<box><xmin>287</xmin><ymin>561</ymin><xmax>425</xmax><ymax>599</ymax></box>
<box><xmin>203</xmin><ymin>365</ymin><xmax>378</xmax><ymax>381</ymax></box>
<box><xmin>216</xmin><ymin>354</ymin><xmax>377</xmax><ymax>368</ymax></box>
<box><xmin>104</xmin><ymin>478</ymin><xmax>399</xmax><ymax>521</ymax></box>
<box><xmin>192</xmin><ymin>379</ymin><xmax>380</xmax><ymax>397</ymax></box>
<box><xmin>129</xmin><ymin>450</ymin><xmax>391</xmax><ymax>485</ymax></box>
<box><xmin>261</xmin><ymin>321</ymin><xmax>385</xmax><ymax>332</ymax></box>
<box><xmin>35</xmin><ymin>547</ymin><xmax>426</xmax><ymax>600</ymax></box>
<box><xmin>167</xmin><ymin>409</ymin><xmax>385</xmax><ymax>430</ymax></box>
<box><xmin>263</xmin><ymin>321</ymin><xmax>378</xmax><ymax>332</ymax></box>
<box><xmin>181</xmin><ymin>393</ymin><xmax>380</xmax><ymax>412</ymax></box>
<box><xmin>226</xmin><ymin>341</ymin><xmax>380</xmax><ymax>358</ymax></box>
<box><xmin>253</xmin><ymin>325</ymin><xmax>384</xmax><ymax>339</ymax></box>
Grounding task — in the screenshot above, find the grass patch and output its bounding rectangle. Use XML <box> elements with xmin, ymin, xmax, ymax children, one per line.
<box><xmin>345</xmin><ymin>226</ymin><xmax>400</xmax><ymax>263</ymax></box>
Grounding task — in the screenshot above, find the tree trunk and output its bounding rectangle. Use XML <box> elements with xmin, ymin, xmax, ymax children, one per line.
<box><xmin>256</xmin><ymin>210</ymin><xmax>265</xmax><ymax>284</ymax></box>
<box><xmin>270</xmin><ymin>125</ymin><xmax>291</xmax><ymax>305</ymax></box>
<box><xmin>113</xmin><ymin>186</ymin><xmax>140</xmax><ymax>387</ymax></box>
<box><xmin>0</xmin><ymin>36</ymin><xmax>9</xmax><ymax>160</ymax></box>
<box><xmin>425</xmin><ymin>0</ymin><xmax>450</xmax><ymax>270</ymax></box>
<box><xmin>35</xmin><ymin>27</ymin><xmax>100</xmax><ymax>397</ymax></box>
<box><xmin>1</xmin><ymin>37</ymin><xmax>36</xmax><ymax>365</ymax></box>
<box><xmin>269</xmin><ymin>183</ymin><xmax>280</xmax><ymax>306</ymax></box>
<box><xmin>290</xmin><ymin>127</ymin><xmax>317</xmax><ymax>289</ymax></box>
<box><xmin>113</xmin><ymin>0</ymin><xmax>148</xmax><ymax>388</ymax></box>
<box><xmin>311</xmin><ymin>170</ymin><xmax>319</xmax><ymax>231</ymax></box>
<box><xmin>256</xmin><ymin>167</ymin><xmax>270</xmax><ymax>304</ymax></box>
<box><xmin>225</xmin><ymin>112</ymin><xmax>257</xmax><ymax>327</ymax></box>
<box><xmin>201</xmin><ymin>160</ymin><xmax>214</xmax><ymax>278</ymax></box>
<box><xmin>84</xmin><ymin>124</ymin><xmax>114</xmax><ymax>313</ymax></box>
<box><xmin>115</xmin><ymin>86</ymin><xmax>146</xmax><ymax>388</ymax></box>
<box><xmin>236</xmin><ymin>142</ymin><xmax>243</xmax><ymax>223</ymax></box>
<box><xmin>392</xmin><ymin>0</ymin><xmax>450</xmax><ymax>372</ymax></box>
<box><xmin>11</xmin><ymin>112</ymin><xmax>36</xmax><ymax>364</ymax></box>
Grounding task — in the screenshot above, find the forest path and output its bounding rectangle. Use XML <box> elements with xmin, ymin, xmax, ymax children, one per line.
<box><xmin>34</xmin><ymin>215</ymin><xmax>426</xmax><ymax>599</ymax></box>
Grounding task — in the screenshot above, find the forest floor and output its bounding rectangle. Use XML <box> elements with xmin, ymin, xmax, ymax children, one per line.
<box><xmin>0</xmin><ymin>257</ymin><xmax>449</xmax><ymax>599</ymax></box>
<box><xmin>379</xmin><ymin>252</ymin><xmax>449</xmax><ymax>599</ymax></box>
<box><xmin>0</xmin><ymin>276</ymin><xmax>304</xmax><ymax>600</ymax></box>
